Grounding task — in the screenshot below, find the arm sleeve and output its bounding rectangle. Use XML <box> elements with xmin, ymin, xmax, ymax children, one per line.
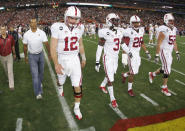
<box><xmin>22</xmin><ymin>33</ymin><xmax>28</xmax><ymax>44</ymax></box>
<box><xmin>51</xmin><ymin>23</ymin><xmax>59</xmax><ymax>39</ymax></box>
<box><xmin>42</xmin><ymin>31</ymin><xmax>48</xmax><ymax>42</ymax></box>
<box><xmin>96</xmin><ymin>45</ymin><xmax>103</xmax><ymax>63</ymax></box>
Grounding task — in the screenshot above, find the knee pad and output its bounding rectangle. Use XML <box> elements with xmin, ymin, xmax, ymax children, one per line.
<box><xmin>160</xmin><ymin>69</ymin><xmax>164</xmax><ymax>74</ymax></box>
<box><xmin>163</xmin><ymin>74</ymin><xmax>169</xmax><ymax>78</ymax></box>
<box><xmin>73</xmin><ymin>86</ymin><xmax>82</xmax><ymax>98</ymax></box>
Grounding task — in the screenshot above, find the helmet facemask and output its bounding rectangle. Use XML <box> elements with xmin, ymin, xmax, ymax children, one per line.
<box><xmin>65</xmin><ymin>16</ymin><xmax>80</xmax><ymax>28</ymax></box>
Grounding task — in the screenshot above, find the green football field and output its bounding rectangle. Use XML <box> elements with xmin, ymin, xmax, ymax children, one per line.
<box><xmin>0</xmin><ymin>35</ymin><xmax>185</xmax><ymax>131</ymax></box>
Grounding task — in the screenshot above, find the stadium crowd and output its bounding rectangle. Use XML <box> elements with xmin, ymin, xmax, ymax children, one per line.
<box><xmin>0</xmin><ymin>6</ymin><xmax>185</xmax><ymax>34</ymax></box>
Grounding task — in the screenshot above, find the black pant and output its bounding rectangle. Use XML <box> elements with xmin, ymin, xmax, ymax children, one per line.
<box><xmin>15</xmin><ymin>41</ymin><xmax>20</xmax><ymax>60</ymax></box>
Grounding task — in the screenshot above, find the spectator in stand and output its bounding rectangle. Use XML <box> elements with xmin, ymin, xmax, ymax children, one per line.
<box><xmin>0</xmin><ymin>25</ymin><xmax>16</xmax><ymax>90</ymax></box>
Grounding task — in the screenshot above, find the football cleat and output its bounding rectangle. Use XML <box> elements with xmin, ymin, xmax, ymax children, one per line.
<box><xmin>149</xmin><ymin>72</ymin><xmax>154</xmax><ymax>83</ymax></box>
<box><xmin>122</xmin><ymin>73</ymin><xmax>126</xmax><ymax>83</ymax></box>
<box><xmin>99</xmin><ymin>86</ymin><xmax>108</xmax><ymax>94</ymax></box>
<box><xmin>161</xmin><ymin>88</ymin><xmax>171</xmax><ymax>96</ymax></box>
<box><xmin>74</xmin><ymin>108</ymin><xmax>82</xmax><ymax>120</ymax></box>
<box><xmin>128</xmin><ymin>89</ymin><xmax>135</xmax><ymax>96</ymax></box>
<box><xmin>111</xmin><ymin>100</ymin><xmax>118</xmax><ymax>108</ymax></box>
<box><xmin>58</xmin><ymin>86</ymin><xmax>64</xmax><ymax>96</ymax></box>
<box><xmin>36</xmin><ymin>94</ymin><xmax>42</xmax><ymax>100</ymax></box>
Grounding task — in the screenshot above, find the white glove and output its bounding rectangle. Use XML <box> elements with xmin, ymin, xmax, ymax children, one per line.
<box><xmin>95</xmin><ymin>62</ymin><xmax>100</xmax><ymax>72</ymax></box>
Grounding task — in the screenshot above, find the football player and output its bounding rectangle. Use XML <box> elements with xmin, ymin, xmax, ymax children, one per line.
<box><xmin>149</xmin><ymin>24</ymin><xmax>154</xmax><ymax>45</ymax></box>
<box><xmin>121</xmin><ymin>15</ymin><xmax>151</xmax><ymax>96</ymax></box>
<box><xmin>50</xmin><ymin>6</ymin><xmax>86</xmax><ymax>120</ymax></box>
<box><xmin>149</xmin><ymin>13</ymin><xmax>180</xmax><ymax>96</ymax></box>
<box><xmin>95</xmin><ymin>13</ymin><xmax>132</xmax><ymax>108</ymax></box>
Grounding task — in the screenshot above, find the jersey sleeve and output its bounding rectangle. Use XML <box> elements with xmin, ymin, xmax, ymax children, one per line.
<box><xmin>42</xmin><ymin>31</ymin><xmax>48</xmax><ymax>42</ymax></box>
<box><xmin>158</xmin><ymin>26</ymin><xmax>166</xmax><ymax>34</ymax></box>
<box><xmin>80</xmin><ymin>24</ymin><xmax>85</xmax><ymax>38</ymax></box>
<box><xmin>122</xmin><ymin>28</ymin><xmax>130</xmax><ymax>37</ymax></box>
<box><xmin>98</xmin><ymin>29</ymin><xmax>105</xmax><ymax>38</ymax></box>
<box><xmin>22</xmin><ymin>33</ymin><xmax>28</xmax><ymax>44</ymax></box>
<box><xmin>51</xmin><ymin>23</ymin><xmax>59</xmax><ymax>39</ymax></box>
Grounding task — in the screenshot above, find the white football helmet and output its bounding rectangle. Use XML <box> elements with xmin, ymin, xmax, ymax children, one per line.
<box><xmin>106</xmin><ymin>13</ymin><xmax>120</xmax><ymax>29</ymax></box>
<box><xmin>130</xmin><ymin>15</ymin><xmax>141</xmax><ymax>30</ymax></box>
<box><xmin>64</xmin><ymin>6</ymin><xmax>81</xmax><ymax>28</ymax></box>
<box><xmin>164</xmin><ymin>13</ymin><xmax>174</xmax><ymax>27</ymax></box>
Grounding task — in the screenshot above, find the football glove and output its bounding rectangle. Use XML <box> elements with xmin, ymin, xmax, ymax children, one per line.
<box><xmin>128</xmin><ymin>52</ymin><xmax>133</xmax><ymax>58</ymax></box>
<box><xmin>95</xmin><ymin>62</ymin><xmax>100</xmax><ymax>72</ymax></box>
<box><xmin>155</xmin><ymin>54</ymin><xmax>159</xmax><ymax>63</ymax></box>
<box><xmin>145</xmin><ymin>51</ymin><xmax>151</xmax><ymax>60</ymax></box>
<box><xmin>176</xmin><ymin>51</ymin><xmax>180</xmax><ymax>62</ymax></box>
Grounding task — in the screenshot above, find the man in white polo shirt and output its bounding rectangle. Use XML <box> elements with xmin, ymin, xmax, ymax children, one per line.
<box><xmin>23</xmin><ymin>18</ymin><xmax>51</xmax><ymax>99</ymax></box>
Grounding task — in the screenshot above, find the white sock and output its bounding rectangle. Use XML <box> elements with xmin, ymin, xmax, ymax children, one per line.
<box><xmin>107</xmin><ymin>86</ymin><xmax>115</xmax><ymax>101</ymax></box>
<box><xmin>74</xmin><ymin>102</ymin><xmax>80</xmax><ymax>109</ymax></box>
<box><xmin>100</xmin><ymin>77</ymin><xmax>108</xmax><ymax>87</ymax></box>
<box><xmin>153</xmin><ymin>72</ymin><xmax>156</xmax><ymax>76</ymax></box>
<box><xmin>128</xmin><ymin>82</ymin><xmax>133</xmax><ymax>91</ymax></box>
<box><xmin>124</xmin><ymin>73</ymin><xmax>128</xmax><ymax>77</ymax></box>
<box><xmin>161</xmin><ymin>85</ymin><xmax>167</xmax><ymax>89</ymax></box>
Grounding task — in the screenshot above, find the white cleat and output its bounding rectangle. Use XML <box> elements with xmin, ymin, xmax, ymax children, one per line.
<box><xmin>36</xmin><ymin>94</ymin><xmax>42</xmax><ymax>99</ymax></box>
<box><xmin>161</xmin><ymin>88</ymin><xmax>171</xmax><ymax>96</ymax></box>
<box><xmin>58</xmin><ymin>86</ymin><xmax>64</xmax><ymax>96</ymax></box>
<box><xmin>149</xmin><ymin>72</ymin><xmax>154</xmax><ymax>84</ymax></box>
<box><xmin>74</xmin><ymin>108</ymin><xmax>82</xmax><ymax>120</ymax></box>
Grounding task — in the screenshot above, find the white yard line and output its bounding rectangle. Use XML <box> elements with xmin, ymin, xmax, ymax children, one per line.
<box><xmin>140</xmin><ymin>93</ymin><xmax>159</xmax><ymax>106</ymax></box>
<box><xmin>175</xmin><ymin>79</ymin><xmax>185</xmax><ymax>86</ymax></box>
<box><xmin>43</xmin><ymin>49</ymin><xmax>95</xmax><ymax>131</ymax></box>
<box><xmin>15</xmin><ymin>118</ymin><xmax>23</xmax><ymax>131</ymax></box>
<box><xmin>80</xmin><ymin>127</ymin><xmax>96</xmax><ymax>131</ymax></box>
<box><xmin>108</xmin><ymin>103</ymin><xmax>127</xmax><ymax>119</ymax></box>
<box><xmin>168</xmin><ymin>89</ymin><xmax>177</xmax><ymax>96</ymax></box>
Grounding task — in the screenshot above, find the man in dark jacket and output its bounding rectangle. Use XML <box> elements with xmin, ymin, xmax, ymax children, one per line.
<box><xmin>9</xmin><ymin>27</ymin><xmax>20</xmax><ymax>61</ymax></box>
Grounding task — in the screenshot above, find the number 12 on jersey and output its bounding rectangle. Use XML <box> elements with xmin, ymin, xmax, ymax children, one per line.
<box><xmin>64</xmin><ymin>37</ymin><xmax>78</xmax><ymax>51</ymax></box>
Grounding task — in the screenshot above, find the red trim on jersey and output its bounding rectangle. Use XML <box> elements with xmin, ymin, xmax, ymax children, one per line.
<box><xmin>161</xmin><ymin>50</ymin><xmax>169</xmax><ymax>74</ymax></box>
<box><xmin>74</xmin><ymin>7</ymin><xmax>77</xmax><ymax>16</ymax></box>
<box><xmin>103</xmin><ymin>55</ymin><xmax>111</xmax><ymax>83</ymax></box>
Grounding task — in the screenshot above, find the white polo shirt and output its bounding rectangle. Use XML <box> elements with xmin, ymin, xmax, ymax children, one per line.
<box><xmin>23</xmin><ymin>28</ymin><xmax>48</xmax><ymax>54</ymax></box>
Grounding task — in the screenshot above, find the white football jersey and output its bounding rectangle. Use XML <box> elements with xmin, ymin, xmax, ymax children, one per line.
<box><xmin>51</xmin><ymin>23</ymin><xmax>84</xmax><ymax>55</ymax></box>
<box><xmin>123</xmin><ymin>27</ymin><xmax>145</xmax><ymax>52</ymax></box>
<box><xmin>98</xmin><ymin>27</ymin><xmax>124</xmax><ymax>57</ymax></box>
<box><xmin>149</xmin><ymin>26</ymin><xmax>154</xmax><ymax>34</ymax></box>
<box><xmin>158</xmin><ymin>25</ymin><xmax>177</xmax><ymax>52</ymax></box>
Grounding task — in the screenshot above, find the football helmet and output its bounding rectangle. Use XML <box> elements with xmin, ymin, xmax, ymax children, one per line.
<box><xmin>64</xmin><ymin>6</ymin><xmax>81</xmax><ymax>28</ymax></box>
<box><xmin>106</xmin><ymin>13</ymin><xmax>120</xmax><ymax>29</ymax></box>
<box><xmin>130</xmin><ymin>15</ymin><xmax>141</xmax><ymax>30</ymax></box>
<box><xmin>164</xmin><ymin>13</ymin><xmax>174</xmax><ymax>27</ymax></box>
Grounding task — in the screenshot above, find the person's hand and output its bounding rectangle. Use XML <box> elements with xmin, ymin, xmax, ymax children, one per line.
<box><xmin>176</xmin><ymin>52</ymin><xmax>180</xmax><ymax>62</ymax></box>
<box><xmin>81</xmin><ymin>60</ymin><xmax>86</xmax><ymax>68</ymax></box>
<box><xmin>25</xmin><ymin>57</ymin><xmax>28</xmax><ymax>64</ymax></box>
<box><xmin>155</xmin><ymin>54</ymin><xmax>159</xmax><ymax>63</ymax></box>
<box><xmin>95</xmin><ymin>62</ymin><xmax>100</xmax><ymax>72</ymax></box>
<box><xmin>55</xmin><ymin>64</ymin><xmax>63</xmax><ymax>75</ymax></box>
<box><xmin>145</xmin><ymin>51</ymin><xmax>151</xmax><ymax>60</ymax></box>
<box><xmin>128</xmin><ymin>52</ymin><xmax>133</xmax><ymax>58</ymax></box>
<box><xmin>13</xmin><ymin>54</ymin><xmax>16</xmax><ymax>60</ymax></box>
